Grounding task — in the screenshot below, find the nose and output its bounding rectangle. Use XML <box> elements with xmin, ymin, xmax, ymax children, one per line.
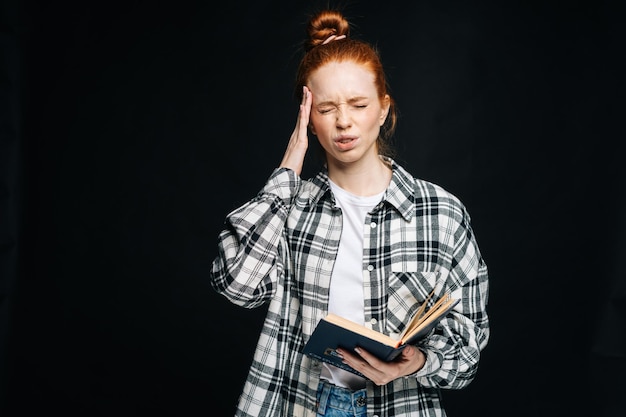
<box><xmin>335</xmin><ymin>105</ymin><xmax>351</xmax><ymax>129</ymax></box>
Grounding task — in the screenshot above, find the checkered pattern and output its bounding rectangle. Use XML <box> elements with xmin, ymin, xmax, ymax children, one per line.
<box><xmin>210</xmin><ymin>158</ymin><xmax>489</xmax><ymax>417</ymax></box>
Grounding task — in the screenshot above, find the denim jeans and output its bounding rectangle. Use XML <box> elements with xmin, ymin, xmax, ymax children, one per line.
<box><xmin>316</xmin><ymin>380</ymin><xmax>367</xmax><ymax>417</ymax></box>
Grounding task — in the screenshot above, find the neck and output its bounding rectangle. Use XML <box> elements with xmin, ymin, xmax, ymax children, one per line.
<box><xmin>327</xmin><ymin>155</ymin><xmax>392</xmax><ymax>196</ymax></box>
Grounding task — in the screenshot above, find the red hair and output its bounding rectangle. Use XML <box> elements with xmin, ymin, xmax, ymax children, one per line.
<box><xmin>295</xmin><ymin>10</ymin><xmax>398</xmax><ymax>155</ymax></box>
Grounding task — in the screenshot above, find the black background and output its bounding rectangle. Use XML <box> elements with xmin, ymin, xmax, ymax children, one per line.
<box><xmin>2</xmin><ymin>0</ymin><xmax>625</xmax><ymax>416</ymax></box>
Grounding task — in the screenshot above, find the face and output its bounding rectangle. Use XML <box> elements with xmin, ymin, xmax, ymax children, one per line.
<box><xmin>307</xmin><ymin>61</ymin><xmax>390</xmax><ymax>167</ymax></box>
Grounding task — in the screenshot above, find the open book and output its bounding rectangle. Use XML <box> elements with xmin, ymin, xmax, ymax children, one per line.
<box><xmin>302</xmin><ymin>291</ymin><xmax>459</xmax><ymax>378</ymax></box>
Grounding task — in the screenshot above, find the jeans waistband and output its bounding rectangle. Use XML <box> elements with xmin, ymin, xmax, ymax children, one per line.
<box><xmin>316</xmin><ymin>379</ymin><xmax>367</xmax><ymax>415</ymax></box>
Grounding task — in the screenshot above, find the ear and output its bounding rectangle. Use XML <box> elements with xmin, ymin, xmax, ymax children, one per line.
<box><xmin>309</xmin><ymin>123</ymin><xmax>317</xmax><ymax>136</ymax></box>
<box><xmin>380</xmin><ymin>94</ymin><xmax>391</xmax><ymax>125</ymax></box>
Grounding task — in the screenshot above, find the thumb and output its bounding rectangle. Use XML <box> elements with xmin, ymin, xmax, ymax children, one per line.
<box><xmin>402</xmin><ymin>345</ymin><xmax>417</xmax><ymax>358</ymax></box>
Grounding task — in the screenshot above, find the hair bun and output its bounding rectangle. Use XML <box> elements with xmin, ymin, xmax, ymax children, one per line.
<box><xmin>305</xmin><ymin>10</ymin><xmax>350</xmax><ymax>51</ymax></box>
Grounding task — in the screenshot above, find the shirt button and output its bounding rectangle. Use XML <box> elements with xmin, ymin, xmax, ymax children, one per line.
<box><xmin>370</xmin><ymin>318</ymin><xmax>377</xmax><ymax>325</ymax></box>
<box><xmin>367</xmin><ymin>265</ymin><xmax>374</xmax><ymax>271</ymax></box>
<box><xmin>370</xmin><ymin>222</ymin><xmax>377</xmax><ymax>228</ymax></box>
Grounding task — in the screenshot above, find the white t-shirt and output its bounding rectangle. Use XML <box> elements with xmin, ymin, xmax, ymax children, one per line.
<box><xmin>321</xmin><ymin>179</ymin><xmax>385</xmax><ymax>390</ymax></box>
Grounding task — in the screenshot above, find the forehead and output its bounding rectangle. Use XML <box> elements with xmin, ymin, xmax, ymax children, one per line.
<box><xmin>308</xmin><ymin>61</ymin><xmax>377</xmax><ymax>100</ymax></box>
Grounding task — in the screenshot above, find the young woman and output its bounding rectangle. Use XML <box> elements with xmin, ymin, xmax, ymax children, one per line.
<box><xmin>210</xmin><ymin>9</ymin><xmax>489</xmax><ymax>417</ymax></box>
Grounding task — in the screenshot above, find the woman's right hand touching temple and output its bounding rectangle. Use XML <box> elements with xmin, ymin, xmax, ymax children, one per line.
<box><xmin>279</xmin><ymin>86</ymin><xmax>312</xmax><ymax>176</ymax></box>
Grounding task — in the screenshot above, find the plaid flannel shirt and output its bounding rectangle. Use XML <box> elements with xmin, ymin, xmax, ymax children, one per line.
<box><xmin>210</xmin><ymin>158</ymin><xmax>489</xmax><ymax>417</ymax></box>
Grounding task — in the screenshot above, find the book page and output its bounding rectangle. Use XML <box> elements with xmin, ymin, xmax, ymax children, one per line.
<box><xmin>324</xmin><ymin>313</ymin><xmax>399</xmax><ymax>347</ymax></box>
<box><xmin>412</xmin><ymin>293</ymin><xmax>451</xmax><ymax>328</ymax></box>
<box><xmin>401</xmin><ymin>296</ymin><xmax>459</xmax><ymax>344</ymax></box>
<box><xmin>398</xmin><ymin>290</ymin><xmax>435</xmax><ymax>340</ymax></box>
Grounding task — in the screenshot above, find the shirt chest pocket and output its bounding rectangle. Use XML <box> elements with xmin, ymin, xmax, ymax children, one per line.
<box><xmin>386</xmin><ymin>268</ymin><xmax>441</xmax><ymax>336</ymax></box>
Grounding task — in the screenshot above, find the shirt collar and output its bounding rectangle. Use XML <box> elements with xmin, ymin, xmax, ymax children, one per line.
<box><xmin>306</xmin><ymin>157</ymin><xmax>416</xmax><ymax>222</ymax></box>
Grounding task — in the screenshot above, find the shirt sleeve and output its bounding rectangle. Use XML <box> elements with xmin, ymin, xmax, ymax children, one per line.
<box><xmin>209</xmin><ymin>167</ymin><xmax>300</xmax><ymax>308</ymax></box>
<box><xmin>414</xmin><ymin>202</ymin><xmax>490</xmax><ymax>389</ymax></box>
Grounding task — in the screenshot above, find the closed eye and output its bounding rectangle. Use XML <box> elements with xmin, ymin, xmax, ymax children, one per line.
<box><xmin>315</xmin><ymin>100</ymin><xmax>369</xmax><ymax>114</ymax></box>
<box><xmin>317</xmin><ymin>107</ymin><xmax>335</xmax><ymax>114</ymax></box>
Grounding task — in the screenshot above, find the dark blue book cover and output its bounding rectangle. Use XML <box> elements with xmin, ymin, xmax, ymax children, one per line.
<box><xmin>302</xmin><ymin>318</ymin><xmax>408</xmax><ymax>377</ymax></box>
<box><xmin>302</xmin><ymin>295</ymin><xmax>459</xmax><ymax>378</ymax></box>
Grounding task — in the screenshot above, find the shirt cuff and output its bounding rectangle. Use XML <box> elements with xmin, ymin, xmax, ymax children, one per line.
<box><xmin>261</xmin><ymin>167</ymin><xmax>300</xmax><ymax>203</ymax></box>
<box><xmin>409</xmin><ymin>348</ymin><xmax>441</xmax><ymax>378</ymax></box>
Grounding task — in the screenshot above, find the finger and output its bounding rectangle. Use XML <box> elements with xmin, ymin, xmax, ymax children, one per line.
<box><xmin>345</xmin><ymin>348</ymin><xmax>391</xmax><ymax>385</ymax></box>
<box><xmin>336</xmin><ymin>347</ymin><xmax>359</xmax><ymax>362</ymax></box>
<box><xmin>401</xmin><ymin>345</ymin><xmax>416</xmax><ymax>358</ymax></box>
<box><xmin>354</xmin><ymin>347</ymin><xmax>386</xmax><ymax>368</ymax></box>
<box><xmin>279</xmin><ymin>87</ymin><xmax>311</xmax><ymax>174</ymax></box>
<box><xmin>290</xmin><ymin>87</ymin><xmax>310</xmax><ymax>142</ymax></box>
<box><xmin>338</xmin><ymin>348</ymin><xmax>373</xmax><ymax>374</ymax></box>
<box><xmin>301</xmin><ymin>86</ymin><xmax>312</xmax><ymax>127</ymax></box>
<box><xmin>338</xmin><ymin>347</ymin><xmax>381</xmax><ymax>370</ymax></box>
<box><xmin>296</xmin><ymin>87</ymin><xmax>311</xmax><ymax>139</ymax></box>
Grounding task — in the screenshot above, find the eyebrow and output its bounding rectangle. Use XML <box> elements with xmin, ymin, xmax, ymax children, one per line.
<box><xmin>315</xmin><ymin>96</ymin><xmax>370</xmax><ymax>107</ymax></box>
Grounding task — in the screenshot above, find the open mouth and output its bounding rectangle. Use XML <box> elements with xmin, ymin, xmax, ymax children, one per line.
<box><xmin>334</xmin><ymin>135</ymin><xmax>358</xmax><ymax>150</ymax></box>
